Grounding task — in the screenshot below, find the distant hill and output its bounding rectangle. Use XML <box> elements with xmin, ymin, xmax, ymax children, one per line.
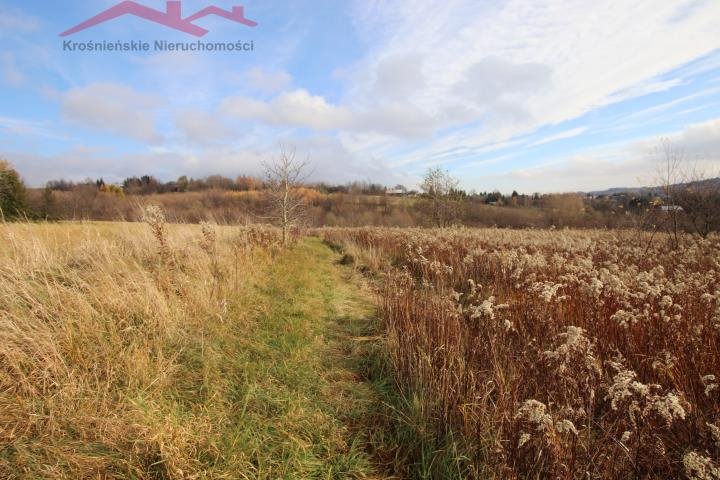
<box><xmin>586</xmin><ymin>186</ymin><xmax>649</xmax><ymax>197</ymax></box>
<box><xmin>585</xmin><ymin>177</ymin><xmax>720</xmax><ymax>197</ymax></box>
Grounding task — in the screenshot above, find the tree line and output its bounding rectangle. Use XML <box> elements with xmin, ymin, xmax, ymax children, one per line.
<box><xmin>2</xmin><ymin>141</ymin><xmax>718</xmax><ymax>236</ymax></box>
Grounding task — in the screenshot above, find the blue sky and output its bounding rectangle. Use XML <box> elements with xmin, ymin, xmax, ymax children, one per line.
<box><xmin>1</xmin><ymin>0</ymin><xmax>720</xmax><ymax>192</ymax></box>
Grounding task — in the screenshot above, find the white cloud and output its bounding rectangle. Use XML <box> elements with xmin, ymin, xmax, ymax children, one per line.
<box><xmin>61</xmin><ymin>83</ymin><xmax>162</xmax><ymax>143</ymax></box>
<box><xmin>220</xmin><ymin>89</ymin><xmax>350</xmax><ymax>129</ymax></box>
<box><xmin>481</xmin><ymin>118</ymin><xmax>720</xmax><ymax>193</ymax></box>
<box><xmin>4</xmin><ymin>146</ymin><xmax>126</xmax><ymax>186</ymax></box>
<box><xmin>454</xmin><ymin>56</ymin><xmax>552</xmax><ymax>121</ymax></box>
<box><xmin>372</xmin><ymin>53</ymin><xmax>426</xmax><ymax>100</ymax></box>
<box><xmin>606</xmin><ymin>85</ymin><xmax>720</xmax><ymax>128</ymax></box>
<box><xmin>341</xmin><ymin>0</ymin><xmax>720</xmax><ymax>165</ymax></box>
<box><xmin>220</xmin><ymin>89</ymin><xmax>435</xmax><ymax>138</ymax></box>
<box><xmin>528</xmin><ymin>127</ymin><xmax>588</xmax><ymax>147</ymax></box>
<box><xmin>278</xmin><ymin>136</ymin><xmax>404</xmax><ymax>185</ymax></box>
<box><xmin>4</xmin><ymin>136</ymin><xmax>401</xmax><ymax>188</ymax></box>
<box><xmin>606</xmin><ymin>79</ymin><xmax>686</xmax><ymax>104</ymax></box>
<box><xmin>675</xmin><ymin>117</ymin><xmax>720</xmax><ymax>158</ymax></box>
<box><xmin>174</xmin><ymin>110</ymin><xmax>234</xmax><ymax>144</ymax></box>
<box><xmin>7</xmin><ymin>0</ymin><xmax>720</xmax><ymax>193</ymax></box>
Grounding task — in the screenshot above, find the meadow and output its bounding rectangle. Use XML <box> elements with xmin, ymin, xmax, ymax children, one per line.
<box><xmin>2</xmin><ymin>218</ymin><xmax>719</xmax><ymax>479</ymax></box>
<box><xmin>324</xmin><ymin>227</ymin><xmax>720</xmax><ymax>479</ymax></box>
<box><xmin>0</xmin><ymin>218</ymin><xmax>392</xmax><ymax>479</ymax></box>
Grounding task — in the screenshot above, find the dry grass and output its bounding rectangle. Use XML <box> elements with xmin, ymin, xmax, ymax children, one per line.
<box><xmin>0</xmin><ymin>219</ymin><xmax>285</xmax><ymax>478</ymax></box>
<box><xmin>0</xmin><ymin>217</ymin><xmax>395</xmax><ymax>479</ymax></box>
<box><xmin>323</xmin><ymin>227</ymin><xmax>720</xmax><ymax>479</ymax></box>
<box><xmin>6</xmin><ymin>217</ymin><xmax>717</xmax><ymax>478</ymax></box>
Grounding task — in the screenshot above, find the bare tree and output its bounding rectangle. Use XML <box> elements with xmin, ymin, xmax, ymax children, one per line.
<box><xmin>654</xmin><ymin>138</ymin><xmax>685</xmax><ymax>249</ymax></box>
<box><xmin>644</xmin><ymin>138</ymin><xmax>720</xmax><ymax>247</ymax></box>
<box><xmin>421</xmin><ymin>167</ymin><xmax>463</xmax><ymax>227</ymax></box>
<box><xmin>676</xmin><ymin>162</ymin><xmax>720</xmax><ymax>238</ymax></box>
<box><xmin>263</xmin><ymin>145</ymin><xmax>310</xmax><ymax>245</ymax></box>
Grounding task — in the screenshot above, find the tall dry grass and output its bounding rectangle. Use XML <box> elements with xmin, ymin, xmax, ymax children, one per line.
<box><xmin>324</xmin><ymin>227</ymin><xmax>720</xmax><ymax>479</ymax></box>
<box><xmin>0</xmin><ymin>218</ymin><xmax>282</xmax><ymax>478</ymax></box>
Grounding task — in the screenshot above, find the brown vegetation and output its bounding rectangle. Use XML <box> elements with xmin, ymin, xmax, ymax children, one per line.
<box><xmin>28</xmin><ymin>185</ymin><xmax>705</xmax><ymax>231</ymax></box>
<box><xmin>323</xmin><ymin>227</ymin><xmax>720</xmax><ymax>479</ymax></box>
<box><xmin>0</xmin><ymin>220</ymin><xmax>286</xmax><ymax>478</ymax></box>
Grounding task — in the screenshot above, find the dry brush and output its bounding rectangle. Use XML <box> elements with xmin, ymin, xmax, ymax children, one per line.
<box><xmin>324</xmin><ymin>227</ymin><xmax>720</xmax><ymax>479</ymax></box>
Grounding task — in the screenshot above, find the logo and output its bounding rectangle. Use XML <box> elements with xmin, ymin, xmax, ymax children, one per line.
<box><xmin>60</xmin><ymin>1</ymin><xmax>258</xmax><ymax>38</ymax></box>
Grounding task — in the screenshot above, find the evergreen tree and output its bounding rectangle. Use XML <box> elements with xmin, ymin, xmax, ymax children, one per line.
<box><xmin>0</xmin><ymin>160</ymin><xmax>27</xmax><ymax>220</ymax></box>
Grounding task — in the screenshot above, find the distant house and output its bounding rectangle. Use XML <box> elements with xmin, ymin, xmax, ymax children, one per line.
<box><xmin>660</xmin><ymin>205</ymin><xmax>683</xmax><ymax>212</ymax></box>
<box><xmin>386</xmin><ymin>188</ymin><xmax>407</xmax><ymax>196</ymax></box>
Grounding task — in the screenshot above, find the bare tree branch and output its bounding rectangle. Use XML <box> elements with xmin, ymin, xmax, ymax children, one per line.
<box><xmin>262</xmin><ymin>144</ymin><xmax>312</xmax><ymax>245</ymax></box>
<box><xmin>420</xmin><ymin>167</ymin><xmax>463</xmax><ymax>227</ymax></box>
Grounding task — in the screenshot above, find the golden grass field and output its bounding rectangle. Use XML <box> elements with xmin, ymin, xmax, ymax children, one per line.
<box><xmin>2</xmin><ymin>220</ymin><xmax>719</xmax><ymax>479</ymax></box>
<box><xmin>0</xmin><ymin>221</ymin><xmax>393</xmax><ymax>479</ymax></box>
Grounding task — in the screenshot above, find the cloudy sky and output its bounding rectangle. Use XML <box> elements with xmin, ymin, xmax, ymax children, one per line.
<box><xmin>1</xmin><ymin>0</ymin><xmax>720</xmax><ymax>192</ymax></box>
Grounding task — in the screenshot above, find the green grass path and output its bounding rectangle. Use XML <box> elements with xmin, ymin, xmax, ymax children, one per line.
<box><xmin>224</xmin><ymin>237</ymin><xmax>388</xmax><ymax>479</ymax></box>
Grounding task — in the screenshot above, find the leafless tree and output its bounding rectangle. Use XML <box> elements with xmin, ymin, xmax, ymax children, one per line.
<box><xmin>654</xmin><ymin>138</ymin><xmax>685</xmax><ymax>249</ymax></box>
<box><xmin>263</xmin><ymin>145</ymin><xmax>310</xmax><ymax>245</ymax></box>
<box><xmin>644</xmin><ymin>138</ymin><xmax>720</xmax><ymax>249</ymax></box>
<box><xmin>421</xmin><ymin>167</ymin><xmax>463</xmax><ymax>227</ymax></box>
<box><xmin>675</xmin><ymin>162</ymin><xmax>720</xmax><ymax>238</ymax></box>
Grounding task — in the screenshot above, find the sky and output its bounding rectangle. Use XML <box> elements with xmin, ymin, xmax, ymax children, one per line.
<box><xmin>1</xmin><ymin>0</ymin><xmax>720</xmax><ymax>193</ymax></box>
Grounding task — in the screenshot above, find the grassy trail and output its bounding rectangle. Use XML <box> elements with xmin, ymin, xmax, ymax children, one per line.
<box><xmin>230</xmin><ymin>237</ymin><xmax>388</xmax><ymax>479</ymax></box>
<box><xmin>0</xmin><ymin>226</ymin><xmax>395</xmax><ymax>479</ymax></box>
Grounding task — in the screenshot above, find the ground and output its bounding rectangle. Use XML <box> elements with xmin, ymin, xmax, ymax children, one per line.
<box><xmin>226</xmin><ymin>237</ymin><xmax>388</xmax><ymax>479</ymax></box>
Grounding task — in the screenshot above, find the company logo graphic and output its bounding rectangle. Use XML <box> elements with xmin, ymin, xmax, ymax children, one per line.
<box><xmin>60</xmin><ymin>1</ymin><xmax>258</xmax><ymax>37</ymax></box>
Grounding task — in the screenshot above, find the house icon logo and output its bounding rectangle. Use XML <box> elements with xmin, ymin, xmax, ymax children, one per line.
<box><xmin>60</xmin><ymin>1</ymin><xmax>258</xmax><ymax>38</ymax></box>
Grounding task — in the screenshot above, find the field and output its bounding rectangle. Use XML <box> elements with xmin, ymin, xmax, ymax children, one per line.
<box><xmin>324</xmin><ymin>228</ymin><xmax>720</xmax><ymax>479</ymax></box>
<box><xmin>0</xmin><ymin>221</ymin><xmax>395</xmax><ymax>479</ymax></box>
<box><xmin>1</xmin><ymin>221</ymin><xmax>719</xmax><ymax>479</ymax></box>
